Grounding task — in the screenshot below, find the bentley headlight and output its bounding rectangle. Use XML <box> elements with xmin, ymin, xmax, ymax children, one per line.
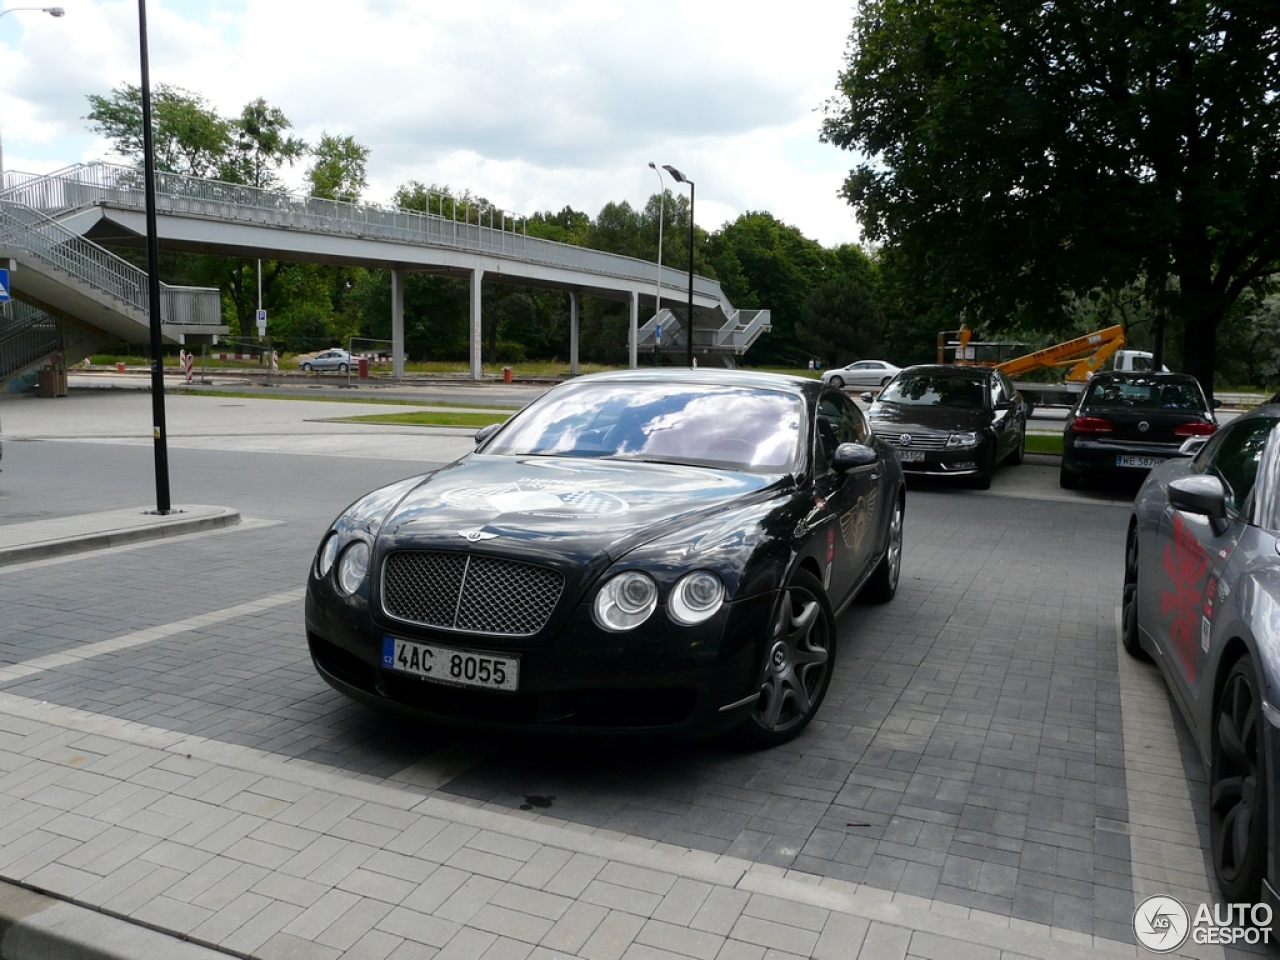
<box><xmin>316</xmin><ymin>533</ymin><xmax>339</xmax><ymax>579</ymax></box>
<box><xmin>336</xmin><ymin>541</ymin><xmax>370</xmax><ymax>595</ymax></box>
<box><xmin>947</xmin><ymin>431</ymin><xmax>980</xmax><ymax>448</ymax></box>
<box><xmin>669</xmin><ymin>571</ymin><xmax>724</xmax><ymax>626</ymax></box>
<box><xmin>593</xmin><ymin>571</ymin><xmax>658</xmax><ymax>632</ymax></box>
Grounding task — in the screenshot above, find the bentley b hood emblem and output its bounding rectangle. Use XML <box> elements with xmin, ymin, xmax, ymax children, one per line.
<box><xmin>458</xmin><ymin>529</ymin><xmax>499</xmax><ymax>542</ymax></box>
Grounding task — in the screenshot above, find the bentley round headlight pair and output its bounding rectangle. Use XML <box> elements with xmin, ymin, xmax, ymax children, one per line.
<box><xmin>592</xmin><ymin>570</ymin><xmax>724</xmax><ymax>632</ymax></box>
<box><xmin>315</xmin><ymin>533</ymin><xmax>370</xmax><ymax>595</ymax></box>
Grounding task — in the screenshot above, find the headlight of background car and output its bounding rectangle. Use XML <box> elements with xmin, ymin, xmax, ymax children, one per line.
<box><xmin>593</xmin><ymin>571</ymin><xmax>658</xmax><ymax>632</ymax></box>
<box><xmin>336</xmin><ymin>541</ymin><xmax>370</xmax><ymax>595</ymax></box>
<box><xmin>669</xmin><ymin>571</ymin><xmax>724</xmax><ymax>626</ymax></box>
<box><xmin>316</xmin><ymin>533</ymin><xmax>340</xmax><ymax>579</ymax></box>
<box><xmin>947</xmin><ymin>431</ymin><xmax>980</xmax><ymax>448</ymax></box>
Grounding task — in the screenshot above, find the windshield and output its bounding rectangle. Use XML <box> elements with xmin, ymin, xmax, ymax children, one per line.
<box><xmin>483</xmin><ymin>382</ymin><xmax>802</xmax><ymax>472</ymax></box>
<box><xmin>1085</xmin><ymin>377</ymin><xmax>1205</xmax><ymax>411</ymax></box>
<box><xmin>879</xmin><ymin>373</ymin><xmax>988</xmax><ymax>409</ymax></box>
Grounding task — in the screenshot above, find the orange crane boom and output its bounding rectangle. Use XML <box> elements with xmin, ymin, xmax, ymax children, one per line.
<box><xmin>992</xmin><ymin>325</ymin><xmax>1126</xmax><ymax>382</ymax></box>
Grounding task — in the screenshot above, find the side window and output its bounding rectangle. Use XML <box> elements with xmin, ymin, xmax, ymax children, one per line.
<box><xmin>1207</xmin><ymin>420</ymin><xmax>1274</xmax><ymax>516</ymax></box>
<box><xmin>816</xmin><ymin>392</ymin><xmax>869</xmax><ymax>471</ymax></box>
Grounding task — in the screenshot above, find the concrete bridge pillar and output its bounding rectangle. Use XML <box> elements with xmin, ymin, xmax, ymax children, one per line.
<box><xmin>470</xmin><ymin>268</ymin><xmax>483</xmax><ymax>381</ymax></box>
<box><xmin>391</xmin><ymin>269</ymin><xmax>405</xmax><ymax>380</ymax></box>
<box><xmin>629</xmin><ymin>289</ymin><xmax>639</xmax><ymax>370</ymax></box>
<box><xmin>569</xmin><ymin>291</ymin><xmax>579</xmax><ymax>376</ymax></box>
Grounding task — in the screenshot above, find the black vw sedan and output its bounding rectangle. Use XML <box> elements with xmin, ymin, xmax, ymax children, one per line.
<box><xmin>1125</xmin><ymin>406</ymin><xmax>1280</xmax><ymax>916</ymax></box>
<box><xmin>864</xmin><ymin>364</ymin><xmax>1027</xmax><ymax>489</ymax></box>
<box><xmin>306</xmin><ymin>370</ymin><xmax>905</xmax><ymax>745</ymax></box>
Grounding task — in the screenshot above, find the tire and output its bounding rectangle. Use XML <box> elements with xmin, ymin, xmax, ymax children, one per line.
<box><xmin>1008</xmin><ymin>426</ymin><xmax>1026</xmax><ymax>466</ymax></box>
<box><xmin>864</xmin><ymin>494</ymin><xmax>903</xmax><ymax>603</ymax></box>
<box><xmin>1210</xmin><ymin>656</ymin><xmax>1268</xmax><ymax>902</ymax></box>
<box><xmin>829</xmin><ymin>376</ymin><xmax>845</xmax><ymax>389</ymax></box>
<box><xmin>339</xmin><ymin>363</ymin><xmax>349</xmax><ymax>373</ymax></box>
<box><xmin>1059</xmin><ymin>464</ymin><xmax>1080</xmax><ymax>489</ymax></box>
<box><xmin>880</xmin><ymin>377</ymin><xmax>891</xmax><ymax>388</ymax></box>
<box><xmin>970</xmin><ymin>448</ymin><xmax>994</xmax><ymax>490</ymax></box>
<box><xmin>1121</xmin><ymin>524</ymin><xmax>1146</xmax><ymax>658</ymax></box>
<box><xmin>300</xmin><ymin>362</ymin><xmax>312</xmax><ymax>372</ymax></box>
<box><xmin>733</xmin><ymin>570</ymin><xmax>836</xmax><ymax>748</ymax></box>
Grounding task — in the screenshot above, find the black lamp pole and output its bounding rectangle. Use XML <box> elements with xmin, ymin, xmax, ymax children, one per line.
<box><xmin>663</xmin><ymin>165</ymin><xmax>695</xmax><ymax>367</ymax></box>
<box><xmin>138</xmin><ymin>0</ymin><xmax>171</xmax><ymax>513</ymax></box>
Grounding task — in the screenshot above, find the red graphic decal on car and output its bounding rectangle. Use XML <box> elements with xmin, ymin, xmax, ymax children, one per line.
<box><xmin>1203</xmin><ymin>577</ymin><xmax>1217</xmax><ymax>620</ymax></box>
<box><xmin>1161</xmin><ymin>513</ymin><xmax>1208</xmax><ymax>681</ymax></box>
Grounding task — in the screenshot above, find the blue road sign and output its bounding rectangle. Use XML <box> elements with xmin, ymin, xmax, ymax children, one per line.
<box><xmin>0</xmin><ymin>269</ymin><xmax>10</xmax><ymax>303</ymax></box>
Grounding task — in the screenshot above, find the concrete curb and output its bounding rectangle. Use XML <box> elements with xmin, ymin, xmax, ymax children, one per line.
<box><xmin>0</xmin><ymin>505</ymin><xmax>241</xmax><ymax>568</ymax></box>
<box><xmin>0</xmin><ymin>881</ymin><xmax>224</xmax><ymax>960</ymax></box>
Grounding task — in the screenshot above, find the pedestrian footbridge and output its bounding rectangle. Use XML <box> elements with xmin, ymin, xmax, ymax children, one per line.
<box><xmin>1</xmin><ymin>163</ymin><xmax>770</xmax><ymax>385</ymax></box>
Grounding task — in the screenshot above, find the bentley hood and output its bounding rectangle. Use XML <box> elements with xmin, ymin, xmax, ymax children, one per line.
<box><xmin>376</xmin><ymin>454</ymin><xmax>783</xmax><ymax>561</ymax></box>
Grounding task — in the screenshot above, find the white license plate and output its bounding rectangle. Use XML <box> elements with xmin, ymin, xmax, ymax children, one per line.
<box><xmin>382</xmin><ymin>636</ymin><xmax>519</xmax><ymax>691</ymax></box>
<box><xmin>898</xmin><ymin>450</ymin><xmax>925</xmax><ymax>462</ymax></box>
<box><xmin>1117</xmin><ymin>455</ymin><xmax>1163</xmax><ymax>468</ymax></box>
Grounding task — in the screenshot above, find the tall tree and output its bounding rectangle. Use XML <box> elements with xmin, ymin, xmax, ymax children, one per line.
<box><xmin>307</xmin><ymin>133</ymin><xmax>369</xmax><ymax>203</ymax></box>
<box><xmin>86</xmin><ymin>84</ymin><xmax>231</xmax><ymax>178</ymax></box>
<box><xmin>224</xmin><ymin>98</ymin><xmax>306</xmax><ymax>189</ymax></box>
<box><xmin>822</xmin><ymin>0</ymin><xmax>1280</xmax><ymax>398</ymax></box>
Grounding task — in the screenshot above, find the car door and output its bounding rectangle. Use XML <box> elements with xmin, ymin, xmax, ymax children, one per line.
<box><xmin>1145</xmin><ymin>417</ymin><xmax>1274</xmax><ymax>710</ymax></box>
<box><xmin>813</xmin><ymin>390</ymin><xmax>881</xmax><ymax>607</ymax></box>
<box><xmin>990</xmin><ymin>373</ymin><xmax>1021</xmax><ymax>459</ymax></box>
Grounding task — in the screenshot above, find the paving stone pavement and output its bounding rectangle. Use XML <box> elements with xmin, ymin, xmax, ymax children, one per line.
<box><xmin>0</xmin><ymin>391</ymin><xmax>1270</xmax><ymax>958</ymax></box>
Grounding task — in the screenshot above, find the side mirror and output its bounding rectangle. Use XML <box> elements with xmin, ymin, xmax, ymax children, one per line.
<box><xmin>474</xmin><ymin>422</ymin><xmax>502</xmax><ymax>446</ymax></box>
<box><xmin>1168</xmin><ymin>474</ymin><xmax>1227</xmax><ymax>524</ymax></box>
<box><xmin>859</xmin><ymin>391</ymin><xmax>875</xmax><ymax>404</ymax></box>
<box><xmin>832</xmin><ymin>442</ymin><xmax>879</xmax><ymax>472</ymax></box>
<box><xmin>1212</xmin><ymin>398</ymin><xmax>1223</xmax><ymax>409</ymax></box>
<box><xmin>994</xmin><ymin>400</ymin><xmax>1015</xmax><ymax>411</ymax></box>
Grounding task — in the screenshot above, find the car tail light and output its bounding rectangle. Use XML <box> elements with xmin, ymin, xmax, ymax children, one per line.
<box><xmin>1071</xmin><ymin>417</ymin><xmax>1113</xmax><ymax>434</ymax></box>
<box><xmin>1174</xmin><ymin>422</ymin><xmax>1217</xmax><ymax>436</ymax></box>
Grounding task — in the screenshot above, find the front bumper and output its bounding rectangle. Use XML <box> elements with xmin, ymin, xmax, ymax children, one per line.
<box><xmin>306</xmin><ymin>584</ymin><xmax>775</xmax><ymax>740</ymax></box>
<box><xmin>876</xmin><ymin>442</ymin><xmax>986</xmax><ymax>477</ymax></box>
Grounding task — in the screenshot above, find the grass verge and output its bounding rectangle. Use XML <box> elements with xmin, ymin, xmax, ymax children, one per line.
<box><xmin>1026</xmin><ymin>433</ymin><xmax>1064</xmax><ymax>456</ymax></box>
<box><xmin>333</xmin><ymin>411</ymin><xmax>511</xmax><ymax>428</ymax></box>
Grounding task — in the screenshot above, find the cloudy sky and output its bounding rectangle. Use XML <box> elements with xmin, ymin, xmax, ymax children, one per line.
<box><xmin>0</xmin><ymin>1</ymin><xmax>864</xmax><ymax>245</ymax></box>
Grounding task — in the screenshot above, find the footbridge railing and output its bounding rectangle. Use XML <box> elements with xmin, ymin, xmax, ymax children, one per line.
<box><xmin>0</xmin><ymin>300</ymin><xmax>60</xmax><ymax>381</ymax></box>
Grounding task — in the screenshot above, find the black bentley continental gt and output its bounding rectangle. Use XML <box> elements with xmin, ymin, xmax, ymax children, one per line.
<box><xmin>306</xmin><ymin>369</ymin><xmax>905</xmax><ymax>745</ymax></box>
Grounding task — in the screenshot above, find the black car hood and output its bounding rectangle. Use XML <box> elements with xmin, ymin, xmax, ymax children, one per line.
<box><xmin>379</xmin><ymin>454</ymin><xmax>782</xmax><ymax>561</ymax></box>
<box><xmin>869</xmin><ymin>401</ymin><xmax>992</xmax><ymax>434</ymax></box>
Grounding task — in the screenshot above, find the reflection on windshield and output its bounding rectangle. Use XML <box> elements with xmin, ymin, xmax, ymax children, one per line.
<box><xmin>483</xmin><ymin>382</ymin><xmax>801</xmax><ymax>472</ymax></box>
<box><xmin>879</xmin><ymin>374</ymin><xmax>987</xmax><ymax>408</ymax></box>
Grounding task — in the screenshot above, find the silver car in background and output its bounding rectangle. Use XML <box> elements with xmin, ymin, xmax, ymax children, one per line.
<box><xmin>822</xmin><ymin>359</ymin><xmax>901</xmax><ymax>391</ymax></box>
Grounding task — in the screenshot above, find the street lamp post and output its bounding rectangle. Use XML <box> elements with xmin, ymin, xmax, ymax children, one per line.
<box><xmin>647</xmin><ymin>162</ymin><xmax>665</xmax><ymax>367</ymax></box>
<box><xmin>662</xmin><ymin>165</ymin><xmax>695</xmax><ymax>368</ymax></box>
<box><xmin>0</xmin><ymin>6</ymin><xmax>65</xmax><ymax>185</ymax></box>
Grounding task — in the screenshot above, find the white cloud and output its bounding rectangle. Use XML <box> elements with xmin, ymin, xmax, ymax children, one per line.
<box><xmin>0</xmin><ymin>0</ymin><xmax>863</xmax><ymax>244</ymax></box>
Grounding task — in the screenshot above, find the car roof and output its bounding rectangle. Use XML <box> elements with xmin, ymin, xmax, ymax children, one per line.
<box><xmin>897</xmin><ymin>364</ymin><xmax>994</xmax><ymax>379</ymax></box>
<box><xmin>566</xmin><ymin>368</ymin><xmax>814</xmax><ymax>395</ymax></box>
<box><xmin>1089</xmin><ymin>371</ymin><xmax>1198</xmax><ymax>384</ymax></box>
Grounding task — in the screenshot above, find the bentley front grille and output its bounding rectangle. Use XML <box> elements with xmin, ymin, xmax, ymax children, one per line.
<box><xmin>382</xmin><ymin>551</ymin><xmax>564</xmax><ymax>637</ymax></box>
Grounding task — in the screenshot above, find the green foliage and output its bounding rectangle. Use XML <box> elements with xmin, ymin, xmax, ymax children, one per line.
<box><xmin>822</xmin><ymin>0</ymin><xmax>1280</xmax><ymax>397</ymax></box>
<box><xmin>306</xmin><ymin>133</ymin><xmax>369</xmax><ymax>203</ymax></box>
<box><xmin>86</xmin><ymin>84</ymin><xmax>232</xmax><ymax>178</ymax></box>
<box><xmin>226</xmin><ymin>98</ymin><xmax>306</xmax><ymax>188</ymax></box>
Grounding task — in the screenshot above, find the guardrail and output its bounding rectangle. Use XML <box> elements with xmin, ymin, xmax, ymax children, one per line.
<box><xmin>0</xmin><ymin>301</ymin><xmax>59</xmax><ymax>381</ymax></box>
<box><xmin>0</xmin><ymin>198</ymin><xmax>221</xmax><ymax>326</ymax></box>
<box><xmin>4</xmin><ymin>162</ymin><xmax>724</xmax><ymax>301</ymax></box>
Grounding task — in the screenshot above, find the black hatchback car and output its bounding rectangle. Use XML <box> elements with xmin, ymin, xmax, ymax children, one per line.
<box><xmin>865</xmin><ymin>364</ymin><xmax>1028</xmax><ymax>489</ymax></box>
<box><xmin>1060</xmin><ymin>372</ymin><xmax>1218</xmax><ymax>489</ymax></box>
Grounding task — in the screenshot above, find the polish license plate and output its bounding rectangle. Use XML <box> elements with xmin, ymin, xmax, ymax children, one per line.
<box><xmin>898</xmin><ymin>450</ymin><xmax>925</xmax><ymax>462</ymax></box>
<box><xmin>382</xmin><ymin>636</ymin><xmax>519</xmax><ymax>692</ymax></box>
<box><xmin>1117</xmin><ymin>455</ymin><xmax>1163</xmax><ymax>468</ymax></box>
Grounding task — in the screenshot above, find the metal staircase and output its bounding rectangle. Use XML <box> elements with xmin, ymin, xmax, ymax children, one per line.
<box><xmin>0</xmin><ymin>192</ymin><xmax>224</xmax><ymax>385</ymax></box>
<box><xmin>635</xmin><ymin>306</ymin><xmax>773</xmax><ymax>362</ymax></box>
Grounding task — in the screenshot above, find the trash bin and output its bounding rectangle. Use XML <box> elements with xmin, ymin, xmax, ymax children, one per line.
<box><xmin>37</xmin><ymin>367</ymin><xmax>56</xmax><ymax>398</ymax></box>
<box><xmin>358</xmin><ymin>357</ymin><xmax>370</xmax><ymax>379</ymax></box>
<box><xmin>503</xmin><ymin>366</ymin><xmax>513</xmax><ymax>383</ymax></box>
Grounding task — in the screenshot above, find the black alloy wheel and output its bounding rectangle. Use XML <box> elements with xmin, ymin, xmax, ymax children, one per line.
<box><xmin>735</xmin><ymin>570</ymin><xmax>836</xmax><ymax>747</ymax></box>
<box><xmin>1121</xmin><ymin>524</ymin><xmax>1145</xmax><ymax>658</ymax></box>
<box><xmin>1210</xmin><ymin>656</ymin><xmax>1268</xmax><ymax>902</ymax></box>
<box><xmin>864</xmin><ymin>495</ymin><xmax>903</xmax><ymax>603</ymax></box>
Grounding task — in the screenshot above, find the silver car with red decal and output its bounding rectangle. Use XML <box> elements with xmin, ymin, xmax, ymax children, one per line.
<box><xmin>1125</xmin><ymin>406</ymin><xmax>1280</xmax><ymax>921</ymax></box>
